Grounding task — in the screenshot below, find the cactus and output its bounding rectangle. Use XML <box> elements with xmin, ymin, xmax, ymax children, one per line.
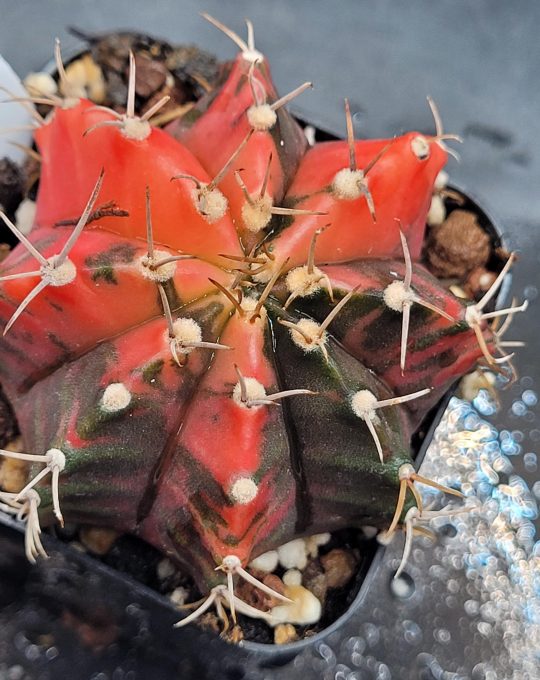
<box><xmin>0</xmin><ymin>16</ymin><xmax>526</xmax><ymax>633</ymax></box>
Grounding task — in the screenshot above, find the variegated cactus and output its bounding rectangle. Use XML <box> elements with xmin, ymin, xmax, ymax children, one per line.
<box><xmin>0</xmin><ymin>15</ymin><xmax>526</xmax><ymax>633</ymax></box>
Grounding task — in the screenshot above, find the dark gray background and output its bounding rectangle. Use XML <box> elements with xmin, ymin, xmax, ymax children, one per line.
<box><xmin>0</xmin><ymin>2</ymin><xmax>538</xmax><ymax>678</ymax></box>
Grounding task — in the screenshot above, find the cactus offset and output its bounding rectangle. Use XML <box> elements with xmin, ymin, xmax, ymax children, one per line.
<box><xmin>0</xmin><ymin>16</ymin><xmax>526</xmax><ymax>632</ymax></box>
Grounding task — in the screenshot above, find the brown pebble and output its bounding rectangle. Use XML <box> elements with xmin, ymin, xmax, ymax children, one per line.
<box><xmin>79</xmin><ymin>526</ymin><xmax>119</xmax><ymax>555</ymax></box>
<box><xmin>0</xmin><ymin>437</ymin><xmax>27</xmax><ymax>492</ymax></box>
<box><xmin>262</xmin><ymin>573</ymin><xmax>287</xmax><ymax>602</ymax></box>
<box><xmin>223</xmin><ymin>624</ymin><xmax>244</xmax><ymax>644</ymax></box>
<box><xmin>133</xmin><ymin>54</ymin><xmax>168</xmax><ymax>97</ymax></box>
<box><xmin>236</xmin><ymin>572</ymin><xmax>286</xmax><ymax>609</ymax></box>
<box><xmin>0</xmin><ymin>457</ymin><xmax>28</xmax><ymax>493</ymax></box>
<box><xmin>141</xmin><ymin>80</ymin><xmax>187</xmax><ymax>123</ymax></box>
<box><xmin>426</xmin><ymin>209</ymin><xmax>491</xmax><ymax>279</ymax></box>
<box><xmin>199</xmin><ymin>611</ymin><xmax>220</xmax><ymax>634</ymax></box>
<box><xmin>302</xmin><ymin>558</ymin><xmax>328</xmax><ymax>605</ymax></box>
<box><xmin>321</xmin><ymin>549</ymin><xmax>357</xmax><ymax>589</ymax></box>
<box><xmin>274</xmin><ymin>623</ymin><xmax>298</xmax><ymax>645</ymax></box>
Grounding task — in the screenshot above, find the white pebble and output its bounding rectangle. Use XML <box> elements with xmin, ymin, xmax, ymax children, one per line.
<box><xmin>249</xmin><ymin>550</ymin><xmax>279</xmax><ymax>573</ymax></box>
<box><xmin>305</xmin><ymin>532</ymin><xmax>331</xmax><ymax>557</ymax></box>
<box><xmin>283</xmin><ymin>569</ymin><xmax>302</xmax><ymax>587</ymax></box>
<box><xmin>23</xmin><ymin>71</ymin><xmax>57</xmax><ymax>97</ymax></box>
<box><xmin>277</xmin><ymin>538</ymin><xmax>308</xmax><ymax>570</ymax></box>
<box><xmin>434</xmin><ymin>169</ymin><xmax>449</xmax><ymax>191</ymax></box>
<box><xmin>304</xmin><ymin>125</ymin><xmax>316</xmax><ymax>146</ymax></box>
<box><xmin>157</xmin><ymin>558</ymin><xmax>175</xmax><ymax>580</ymax></box>
<box><xmin>15</xmin><ymin>199</ymin><xmax>36</xmax><ymax>235</ymax></box>
<box><xmin>270</xmin><ymin>584</ymin><xmax>321</xmax><ymax>626</ymax></box>
<box><xmin>169</xmin><ymin>587</ymin><xmax>189</xmax><ymax>606</ymax></box>
<box><xmin>427</xmin><ymin>194</ymin><xmax>446</xmax><ymax>226</ymax></box>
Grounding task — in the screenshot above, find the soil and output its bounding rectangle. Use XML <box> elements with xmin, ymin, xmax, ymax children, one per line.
<box><xmin>51</xmin><ymin>523</ymin><xmax>378</xmax><ymax>645</ymax></box>
<box><xmin>59</xmin><ymin>28</ymin><xmax>221</xmax><ymax>124</ymax></box>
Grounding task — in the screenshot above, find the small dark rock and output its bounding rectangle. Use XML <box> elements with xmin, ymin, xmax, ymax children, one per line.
<box><xmin>0</xmin><ymin>385</ymin><xmax>17</xmax><ymax>449</ymax></box>
<box><xmin>133</xmin><ymin>53</ymin><xmax>168</xmax><ymax>98</ymax></box>
<box><xmin>0</xmin><ymin>158</ymin><xmax>25</xmax><ymax>223</ymax></box>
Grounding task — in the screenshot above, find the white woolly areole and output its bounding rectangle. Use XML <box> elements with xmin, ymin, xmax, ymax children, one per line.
<box><xmin>250</xmin><ymin>256</ymin><xmax>274</xmax><ymax>283</ymax></box>
<box><xmin>288</xmin><ymin>318</ymin><xmax>326</xmax><ymax>353</ymax></box>
<box><xmin>464</xmin><ymin>304</ymin><xmax>482</xmax><ymax>327</ymax></box>
<box><xmin>398</xmin><ymin>463</ymin><xmax>415</xmax><ymax>480</ymax></box>
<box><xmin>285</xmin><ymin>265</ymin><xmax>323</xmax><ymax>298</ymax></box>
<box><xmin>249</xmin><ymin>550</ymin><xmax>279</xmax><ymax>573</ymax></box>
<box><xmin>383</xmin><ymin>280</ymin><xmax>414</xmax><ymax>312</ymax></box>
<box><xmin>45</xmin><ymin>448</ymin><xmax>66</xmax><ymax>471</ymax></box>
<box><xmin>332</xmin><ymin>167</ymin><xmax>366</xmax><ymax>200</ymax></box>
<box><xmin>101</xmin><ymin>382</ymin><xmax>132</xmax><ymax>412</ymax></box>
<box><xmin>242</xmin><ymin>49</ymin><xmax>264</xmax><ymax>64</ymax></box>
<box><xmin>232</xmin><ymin>376</ymin><xmax>267</xmax><ymax>408</ymax></box>
<box><xmin>350</xmin><ymin>389</ymin><xmax>378</xmax><ymax>421</ymax></box>
<box><xmin>221</xmin><ymin>554</ymin><xmax>242</xmax><ymax>571</ymax></box>
<box><xmin>170</xmin><ymin>318</ymin><xmax>202</xmax><ymax>354</ymax></box>
<box><xmin>411</xmin><ymin>135</ymin><xmax>430</xmax><ymax>160</ymax></box>
<box><xmin>241</xmin><ymin>195</ymin><xmax>273</xmax><ymax>232</ymax></box>
<box><xmin>277</xmin><ymin>538</ymin><xmax>308</xmax><ymax>570</ymax></box>
<box><xmin>229</xmin><ymin>476</ymin><xmax>259</xmax><ymax>504</ymax></box>
<box><xmin>240</xmin><ymin>296</ymin><xmax>267</xmax><ymax>321</ymax></box>
<box><xmin>42</xmin><ymin>257</ymin><xmax>76</xmax><ymax>287</ymax></box>
<box><xmin>247</xmin><ymin>104</ymin><xmax>277</xmax><ymax>131</ymax></box>
<box><xmin>121</xmin><ymin>118</ymin><xmax>151</xmax><ymax>141</ymax></box>
<box><xmin>137</xmin><ymin>249</ymin><xmax>177</xmax><ymax>282</ymax></box>
<box><xmin>192</xmin><ymin>185</ymin><xmax>228</xmax><ymax>224</ymax></box>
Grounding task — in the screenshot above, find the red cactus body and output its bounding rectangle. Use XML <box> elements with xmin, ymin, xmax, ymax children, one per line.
<box><xmin>0</xmin><ymin>18</ymin><xmax>518</xmax><ymax>629</ymax></box>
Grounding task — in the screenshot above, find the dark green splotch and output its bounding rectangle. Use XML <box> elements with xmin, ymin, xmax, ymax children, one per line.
<box><xmin>86</xmin><ymin>243</ymin><xmax>138</xmax><ymax>286</ymax></box>
<box><xmin>142</xmin><ymin>359</ymin><xmax>165</xmax><ymax>386</ymax></box>
<box><xmin>411</xmin><ymin>321</ymin><xmax>469</xmax><ymax>352</ymax></box>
